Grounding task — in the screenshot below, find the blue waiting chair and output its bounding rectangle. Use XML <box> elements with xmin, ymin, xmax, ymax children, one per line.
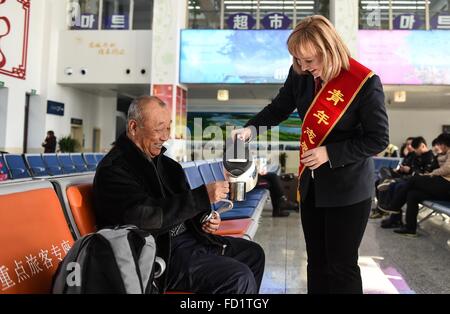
<box><xmin>70</xmin><ymin>153</ymin><xmax>91</xmax><ymax>172</ymax></box>
<box><xmin>4</xmin><ymin>154</ymin><xmax>31</xmax><ymax>179</ymax></box>
<box><xmin>183</xmin><ymin>166</ymin><xmax>204</xmax><ymax>189</ymax></box>
<box><xmin>24</xmin><ymin>154</ymin><xmax>49</xmax><ymax>177</ymax></box>
<box><xmin>42</xmin><ymin>154</ymin><xmax>64</xmax><ymax>176</ymax></box>
<box><xmin>198</xmin><ymin>163</ymin><xmax>258</xmax><ymax>216</ymax></box>
<box><xmin>94</xmin><ymin>153</ymin><xmax>105</xmax><ymax>164</ymax></box>
<box><xmin>57</xmin><ymin>154</ymin><xmax>78</xmax><ymax>174</ymax></box>
<box><xmin>83</xmin><ymin>153</ymin><xmax>98</xmax><ymax>169</ymax></box>
<box><xmin>210</xmin><ymin>161</ymin><xmax>266</xmax><ymax>201</ymax></box>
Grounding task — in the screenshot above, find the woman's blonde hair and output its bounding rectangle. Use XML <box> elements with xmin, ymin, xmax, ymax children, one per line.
<box><xmin>287</xmin><ymin>15</ymin><xmax>351</xmax><ymax>82</ymax></box>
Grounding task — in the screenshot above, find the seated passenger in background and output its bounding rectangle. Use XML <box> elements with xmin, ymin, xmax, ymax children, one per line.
<box><xmin>382</xmin><ymin>143</ymin><xmax>399</xmax><ymax>157</ymax></box>
<box><xmin>378</xmin><ymin>136</ymin><xmax>436</xmax><ymax>227</ymax></box>
<box><xmin>93</xmin><ymin>96</ymin><xmax>265</xmax><ymax>294</ymax></box>
<box><xmin>257</xmin><ymin>165</ymin><xmax>298</xmax><ymax>217</ymax></box>
<box><xmin>393</xmin><ymin>133</ymin><xmax>450</xmax><ymax>236</ymax></box>
<box><xmin>370</xmin><ymin>137</ymin><xmax>415</xmax><ymax>219</ymax></box>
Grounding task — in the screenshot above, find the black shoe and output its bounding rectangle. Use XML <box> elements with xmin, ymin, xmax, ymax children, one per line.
<box><xmin>272</xmin><ymin>209</ymin><xmax>290</xmax><ymax>217</ymax></box>
<box><xmin>394</xmin><ymin>227</ymin><xmax>417</xmax><ymax>237</ymax></box>
<box><xmin>381</xmin><ymin>217</ymin><xmax>403</xmax><ymax>229</ymax></box>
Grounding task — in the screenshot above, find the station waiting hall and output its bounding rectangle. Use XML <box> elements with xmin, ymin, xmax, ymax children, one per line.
<box><xmin>0</xmin><ymin>0</ymin><xmax>449</xmax><ymax>297</ymax></box>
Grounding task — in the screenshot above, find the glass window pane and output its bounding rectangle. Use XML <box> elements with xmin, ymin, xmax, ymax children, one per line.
<box><xmin>188</xmin><ymin>0</ymin><xmax>222</xmax><ymax>29</ymax></box>
<box><xmin>224</xmin><ymin>0</ymin><xmax>258</xmax><ymax>29</ymax></box>
<box><xmin>359</xmin><ymin>0</ymin><xmax>390</xmax><ymax>30</ymax></box>
<box><xmin>294</xmin><ymin>0</ymin><xmax>330</xmax><ymax>26</ymax></box>
<box><xmin>221</xmin><ymin>0</ymin><xmax>329</xmax><ymax>30</ymax></box>
<box><xmin>133</xmin><ymin>0</ymin><xmax>154</xmax><ymax>30</ymax></box>
<box><xmin>430</xmin><ymin>0</ymin><xmax>450</xmax><ymax>30</ymax></box>
<box><xmin>68</xmin><ymin>0</ymin><xmax>100</xmax><ymax>30</ymax></box>
<box><xmin>102</xmin><ymin>0</ymin><xmax>131</xmax><ymax>30</ymax></box>
<box><xmin>391</xmin><ymin>0</ymin><xmax>426</xmax><ymax>30</ymax></box>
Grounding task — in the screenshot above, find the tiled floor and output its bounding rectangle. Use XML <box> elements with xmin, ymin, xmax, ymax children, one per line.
<box><xmin>254</xmin><ymin>202</ymin><xmax>450</xmax><ymax>294</ymax></box>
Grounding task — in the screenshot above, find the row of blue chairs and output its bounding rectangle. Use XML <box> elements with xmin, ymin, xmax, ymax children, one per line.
<box><xmin>181</xmin><ymin>160</ymin><xmax>269</xmax><ymax>222</ymax></box>
<box><xmin>373</xmin><ymin>157</ymin><xmax>403</xmax><ymax>180</ymax></box>
<box><xmin>0</xmin><ymin>153</ymin><xmax>106</xmax><ymax>180</ymax></box>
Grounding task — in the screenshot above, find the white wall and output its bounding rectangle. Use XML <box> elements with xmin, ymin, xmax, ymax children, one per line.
<box><xmin>57</xmin><ymin>30</ymin><xmax>152</xmax><ymax>84</ymax></box>
<box><xmin>0</xmin><ymin>0</ymin><xmax>117</xmax><ymax>153</ymax></box>
<box><xmin>387</xmin><ymin>108</ymin><xmax>450</xmax><ymax>148</ymax></box>
<box><xmin>0</xmin><ymin>1</ymin><xmax>47</xmax><ymax>152</ymax></box>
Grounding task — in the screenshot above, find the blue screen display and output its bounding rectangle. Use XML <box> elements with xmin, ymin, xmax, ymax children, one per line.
<box><xmin>180</xmin><ymin>30</ymin><xmax>292</xmax><ymax>84</ymax></box>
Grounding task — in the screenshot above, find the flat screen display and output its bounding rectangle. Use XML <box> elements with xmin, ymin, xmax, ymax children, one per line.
<box><xmin>180</xmin><ymin>30</ymin><xmax>292</xmax><ymax>84</ymax></box>
<box><xmin>358</xmin><ymin>30</ymin><xmax>450</xmax><ymax>85</ymax></box>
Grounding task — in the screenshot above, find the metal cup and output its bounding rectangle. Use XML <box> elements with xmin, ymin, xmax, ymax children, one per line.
<box><xmin>229</xmin><ymin>181</ymin><xmax>246</xmax><ymax>202</ymax></box>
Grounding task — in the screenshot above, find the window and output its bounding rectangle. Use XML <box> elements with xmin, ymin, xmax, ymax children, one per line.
<box><xmin>68</xmin><ymin>0</ymin><xmax>100</xmax><ymax>30</ymax></box>
<box><xmin>188</xmin><ymin>0</ymin><xmax>330</xmax><ymax>30</ymax></box>
<box><xmin>359</xmin><ymin>0</ymin><xmax>449</xmax><ymax>30</ymax></box>
<box><xmin>102</xmin><ymin>0</ymin><xmax>131</xmax><ymax>30</ymax></box>
<box><xmin>133</xmin><ymin>0</ymin><xmax>154</xmax><ymax>30</ymax></box>
<box><xmin>189</xmin><ymin>0</ymin><xmax>222</xmax><ymax>29</ymax></box>
<box><xmin>359</xmin><ymin>0</ymin><xmax>390</xmax><ymax>30</ymax></box>
<box><xmin>391</xmin><ymin>0</ymin><xmax>426</xmax><ymax>30</ymax></box>
<box><xmin>430</xmin><ymin>0</ymin><xmax>450</xmax><ymax>29</ymax></box>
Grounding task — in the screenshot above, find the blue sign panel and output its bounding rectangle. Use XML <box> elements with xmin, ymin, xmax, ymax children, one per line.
<box><xmin>226</xmin><ymin>13</ymin><xmax>256</xmax><ymax>30</ymax></box>
<box><xmin>393</xmin><ymin>14</ymin><xmax>423</xmax><ymax>29</ymax></box>
<box><xmin>431</xmin><ymin>14</ymin><xmax>450</xmax><ymax>29</ymax></box>
<box><xmin>47</xmin><ymin>101</ymin><xmax>65</xmax><ymax>116</ymax></box>
<box><xmin>72</xmin><ymin>14</ymin><xmax>98</xmax><ymax>30</ymax></box>
<box><xmin>105</xmin><ymin>14</ymin><xmax>129</xmax><ymax>30</ymax></box>
<box><xmin>180</xmin><ymin>29</ymin><xmax>291</xmax><ymax>84</ymax></box>
<box><xmin>261</xmin><ymin>13</ymin><xmax>291</xmax><ymax>29</ymax></box>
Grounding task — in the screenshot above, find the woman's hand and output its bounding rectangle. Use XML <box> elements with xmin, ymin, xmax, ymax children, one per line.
<box><xmin>300</xmin><ymin>146</ymin><xmax>329</xmax><ymax>170</ymax></box>
<box><xmin>202</xmin><ymin>211</ymin><xmax>221</xmax><ymax>234</ymax></box>
<box><xmin>231</xmin><ymin>127</ymin><xmax>252</xmax><ymax>142</ymax></box>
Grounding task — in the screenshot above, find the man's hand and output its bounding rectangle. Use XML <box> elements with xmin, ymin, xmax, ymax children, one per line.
<box><xmin>300</xmin><ymin>146</ymin><xmax>329</xmax><ymax>170</ymax></box>
<box><xmin>399</xmin><ymin>165</ymin><xmax>411</xmax><ymax>173</ymax></box>
<box><xmin>206</xmin><ymin>181</ymin><xmax>229</xmax><ymax>204</ymax></box>
<box><xmin>202</xmin><ymin>211</ymin><xmax>221</xmax><ymax>234</ymax></box>
<box><xmin>231</xmin><ymin>127</ymin><xmax>252</xmax><ymax>142</ymax></box>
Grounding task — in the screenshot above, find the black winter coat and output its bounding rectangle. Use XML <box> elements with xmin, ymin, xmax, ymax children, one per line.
<box><xmin>245</xmin><ymin>66</ymin><xmax>390</xmax><ymax>207</ymax></box>
<box><xmin>93</xmin><ymin>133</ymin><xmax>229</xmax><ymax>291</ymax></box>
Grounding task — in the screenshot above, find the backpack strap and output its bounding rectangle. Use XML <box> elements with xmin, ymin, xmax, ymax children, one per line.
<box><xmin>98</xmin><ymin>227</ymin><xmax>143</xmax><ymax>294</ymax></box>
<box><xmin>137</xmin><ymin>233</ymin><xmax>157</xmax><ymax>291</ymax></box>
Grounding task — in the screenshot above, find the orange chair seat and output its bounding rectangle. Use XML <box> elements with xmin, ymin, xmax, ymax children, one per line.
<box><xmin>214</xmin><ymin>218</ymin><xmax>251</xmax><ymax>236</ymax></box>
<box><xmin>0</xmin><ymin>184</ymin><xmax>75</xmax><ymax>294</ymax></box>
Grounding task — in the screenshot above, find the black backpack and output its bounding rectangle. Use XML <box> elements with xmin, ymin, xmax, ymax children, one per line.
<box><xmin>52</xmin><ymin>226</ymin><xmax>165</xmax><ymax>294</ymax></box>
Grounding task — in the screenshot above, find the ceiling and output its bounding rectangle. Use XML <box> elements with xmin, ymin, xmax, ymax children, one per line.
<box><xmin>65</xmin><ymin>82</ymin><xmax>450</xmax><ymax>110</ymax></box>
<box><xmin>187</xmin><ymin>83</ymin><xmax>450</xmax><ymax>109</ymax></box>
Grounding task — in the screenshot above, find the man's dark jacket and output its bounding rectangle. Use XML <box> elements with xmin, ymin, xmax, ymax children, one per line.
<box><xmin>245</xmin><ymin>66</ymin><xmax>389</xmax><ymax>207</ymax></box>
<box><xmin>93</xmin><ymin>133</ymin><xmax>228</xmax><ymax>291</ymax></box>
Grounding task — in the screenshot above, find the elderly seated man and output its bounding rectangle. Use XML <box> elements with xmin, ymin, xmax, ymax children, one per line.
<box><xmin>93</xmin><ymin>96</ymin><xmax>265</xmax><ymax>294</ymax></box>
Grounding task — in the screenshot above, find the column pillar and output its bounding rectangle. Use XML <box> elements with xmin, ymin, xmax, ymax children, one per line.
<box><xmin>330</xmin><ymin>0</ymin><xmax>359</xmax><ymax>57</ymax></box>
<box><xmin>151</xmin><ymin>0</ymin><xmax>188</xmax><ymax>161</ymax></box>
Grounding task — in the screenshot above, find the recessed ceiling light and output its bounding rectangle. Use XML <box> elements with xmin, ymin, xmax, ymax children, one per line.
<box><xmin>217</xmin><ymin>89</ymin><xmax>229</xmax><ymax>101</ymax></box>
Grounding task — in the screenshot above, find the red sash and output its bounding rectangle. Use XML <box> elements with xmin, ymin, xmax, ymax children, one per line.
<box><xmin>298</xmin><ymin>58</ymin><xmax>374</xmax><ymax>179</ymax></box>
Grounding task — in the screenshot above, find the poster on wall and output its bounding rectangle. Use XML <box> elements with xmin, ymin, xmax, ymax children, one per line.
<box><xmin>176</xmin><ymin>86</ymin><xmax>187</xmax><ymax>140</ymax></box>
<box><xmin>0</xmin><ymin>0</ymin><xmax>30</xmax><ymax>80</ymax></box>
<box><xmin>152</xmin><ymin>84</ymin><xmax>173</xmax><ymax>113</ymax></box>
<box><xmin>187</xmin><ymin>112</ymin><xmax>302</xmax><ymax>142</ymax></box>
